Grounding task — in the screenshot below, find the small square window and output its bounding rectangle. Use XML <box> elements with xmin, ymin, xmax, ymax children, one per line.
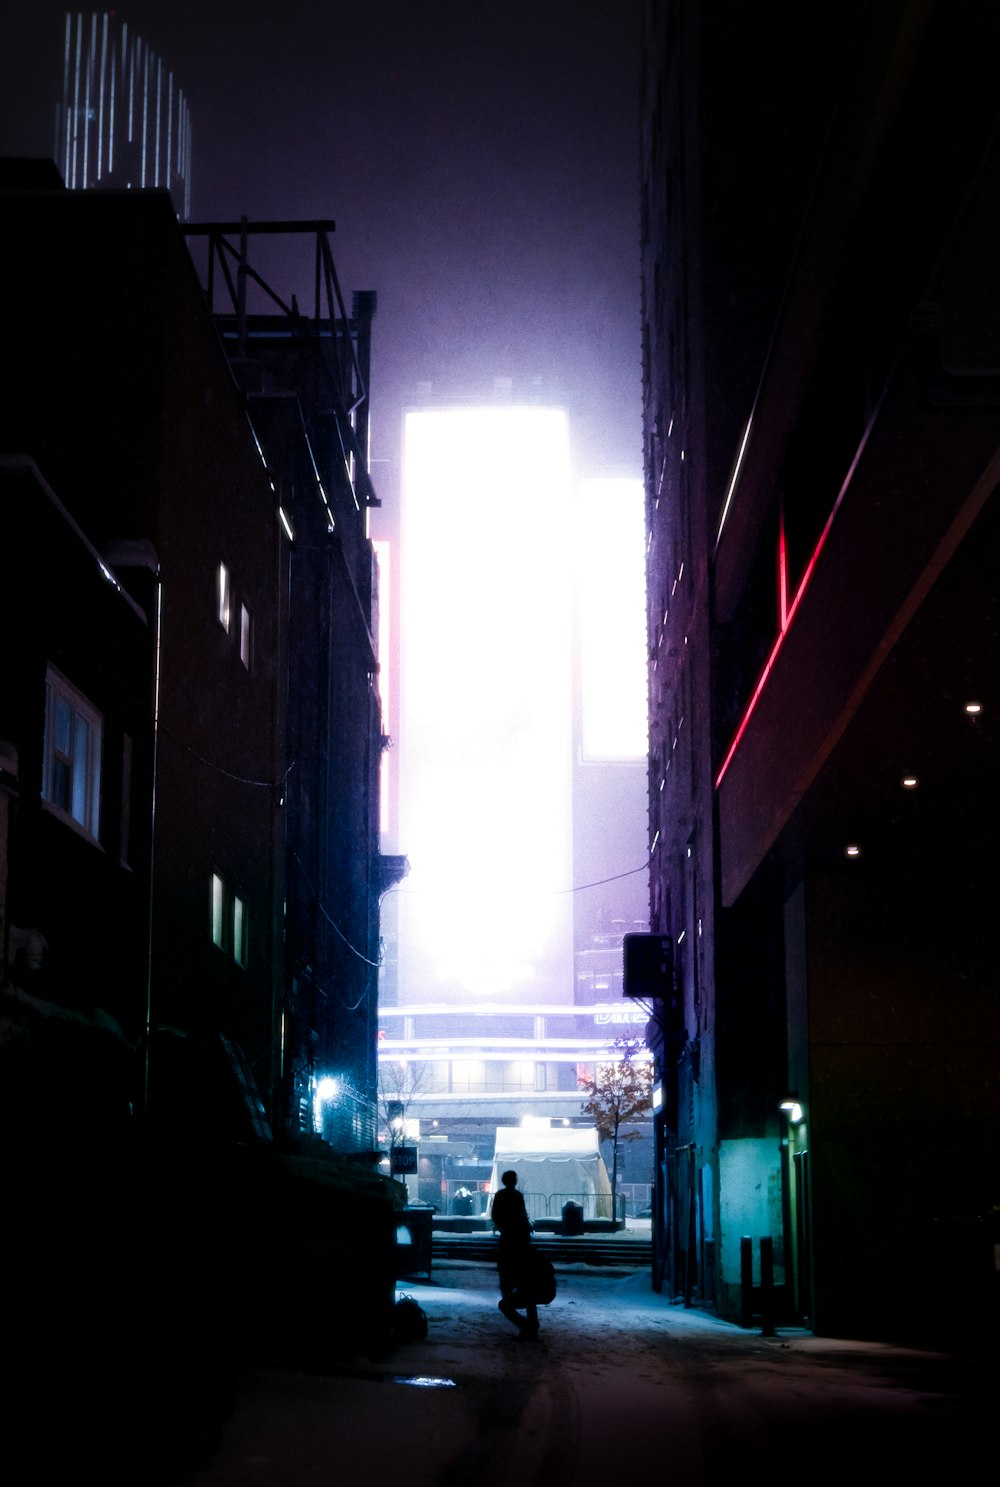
<box><xmin>42</xmin><ymin>667</ymin><xmax>102</xmax><ymax>842</ymax></box>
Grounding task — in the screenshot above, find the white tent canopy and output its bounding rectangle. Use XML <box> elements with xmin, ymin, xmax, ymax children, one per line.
<box><xmin>490</xmin><ymin>1126</ymin><xmax>612</xmax><ymax>1221</ymax></box>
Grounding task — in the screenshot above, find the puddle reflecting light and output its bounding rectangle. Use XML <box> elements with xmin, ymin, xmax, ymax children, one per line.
<box><xmin>392</xmin><ymin>1376</ymin><xmax>457</xmax><ymax>1389</ymax></box>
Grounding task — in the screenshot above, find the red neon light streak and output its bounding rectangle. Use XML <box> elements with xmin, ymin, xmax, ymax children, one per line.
<box><xmin>715</xmin><ymin>503</ymin><xmax>838</xmax><ymax>790</ymax></box>
<box><xmin>713</xmin><ymin>372</ymin><xmax>880</xmax><ymax>791</ymax></box>
<box><xmin>778</xmin><ymin>505</ymin><xmax>788</xmax><ymax>631</ymax></box>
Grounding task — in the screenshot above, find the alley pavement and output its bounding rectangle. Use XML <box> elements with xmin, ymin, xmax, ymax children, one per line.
<box><xmin>162</xmin><ymin>1260</ymin><xmax>994</xmax><ymax>1487</ymax></box>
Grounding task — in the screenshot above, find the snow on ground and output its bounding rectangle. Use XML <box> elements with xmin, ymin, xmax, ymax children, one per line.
<box><xmin>172</xmin><ymin>1261</ymin><xmax>994</xmax><ymax>1487</ymax></box>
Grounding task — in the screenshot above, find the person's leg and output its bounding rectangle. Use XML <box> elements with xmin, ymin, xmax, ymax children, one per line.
<box><xmin>498</xmin><ymin>1294</ymin><xmax>523</xmax><ymax>1327</ymax></box>
<box><xmin>498</xmin><ymin>1250</ymin><xmax>525</xmax><ymax>1328</ymax></box>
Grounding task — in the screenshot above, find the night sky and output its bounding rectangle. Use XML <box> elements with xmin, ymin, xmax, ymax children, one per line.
<box><xmin>0</xmin><ymin>1</ymin><xmax>643</xmax><ymax>501</ymax></box>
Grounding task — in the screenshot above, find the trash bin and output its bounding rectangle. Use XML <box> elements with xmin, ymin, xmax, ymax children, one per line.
<box><xmin>561</xmin><ymin>1200</ymin><xmax>584</xmax><ymax>1236</ymax></box>
<box><xmin>396</xmin><ymin>1204</ymin><xmax>435</xmax><ymax>1278</ymax></box>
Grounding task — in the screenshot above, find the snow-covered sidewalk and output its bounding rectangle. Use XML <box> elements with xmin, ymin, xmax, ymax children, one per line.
<box><xmin>171</xmin><ymin>1261</ymin><xmax>992</xmax><ymax>1487</ymax></box>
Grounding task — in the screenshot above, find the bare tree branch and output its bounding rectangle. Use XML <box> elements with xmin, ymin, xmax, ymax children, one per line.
<box><xmin>578</xmin><ymin>1037</ymin><xmax>652</xmax><ymax>1222</ymax></box>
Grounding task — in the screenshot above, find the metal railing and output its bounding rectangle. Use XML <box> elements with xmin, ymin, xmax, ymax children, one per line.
<box><xmin>444</xmin><ymin>1184</ymin><xmax>646</xmax><ymax>1222</ymax></box>
<box><xmin>521</xmin><ymin>1190</ymin><xmax>625</xmax><ymax>1223</ymax></box>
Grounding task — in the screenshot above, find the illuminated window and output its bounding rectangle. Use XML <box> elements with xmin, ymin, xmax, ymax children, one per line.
<box><xmin>211</xmin><ymin>874</ymin><xmax>226</xmax><ymax>949</ymax></box>
<box><xmin>42</xmin><ymin>667</ymin><xmax>102</xmax><ymax>842</ymax></box>
<box><xmin>450</xmin><ymin>1059</ymin><xmax>487</xmax><ymax>1094</ymax></box>
<box><xmin>212</xmin><ymin>875</ymin><xmax>249</xmax><ymax>965</ymax></box>
<box><xmin>422</xmin><ymin>1061</ymin><xmax>450</xmax><ymax>1093</ymax></box>
<box><xmin>534</xmin><ymin>1062</ymin><xmax>558</xmax><ymax>1092</ymax></box>
<box><xmin>239</xmin><ymin>603</ymin><xmax>253</xmax><ymax>670</ymax></box>
<box><xmin>233</xmin><ymin>895</ymin><xmax>247</xmax><ymax>966</ymax></box>
<box><xmin>491</xmin><ymin>1060</ymin><xmax>536</xmax><ymax>1092</ymax></box>
<box><xmin>217</xmin><ymin>562</ymin><xmax>231</xmax><ymax>632</ymax></box>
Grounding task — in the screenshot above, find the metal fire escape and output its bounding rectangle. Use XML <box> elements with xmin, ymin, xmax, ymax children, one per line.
<box><xmin>181</xmin><ymin>217</ymin><xmax>380</xmax><ymax>511</ymax></box>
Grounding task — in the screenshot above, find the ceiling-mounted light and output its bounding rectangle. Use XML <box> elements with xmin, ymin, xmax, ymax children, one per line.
<box><xmin>964</xmin><ymin>701</ymin><xmax>983</xmax><ymax>715</ymax></box>
<box><xmin>901</xmin><ymin>775</ymin><xmax>918</xmax><ymax>789</ymax></box>
<box><xmin>845</xmin><ymin>844</ymin><xmax>861</xmax><ymax>858</ymax></box>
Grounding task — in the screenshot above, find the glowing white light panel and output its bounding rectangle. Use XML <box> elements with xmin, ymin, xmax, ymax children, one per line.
<box><xmin>373</xmin><ymin>539</ymin><xmax>391</xmax><ymax>834</ymax></box>
<box><xmin>399</xmin><ymin>407</ymin><xmax>574</xmax><ymax>1003</ymax></box>
<box><xmin>577</xmin><ymin>477</ymin><xmax>648</xmax><ymax>760</ymax></box>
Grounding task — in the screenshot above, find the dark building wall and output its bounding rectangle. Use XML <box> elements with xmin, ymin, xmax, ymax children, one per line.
<box><xmin>640</xmin><ymin>0</ymin><xmax>712</xmax><ymax>1304</ymax></box>
<box><xmin>640</xmin><ymin>0</ymin><xmax>1000</xmax><ymax>1339</ymax></box>
<box><xmin>231</xmin><ymin>284</ymin><xmax>385</xmax><ymax>1149</ymax></box>
<box><xmin>788</xmin><ymin>859</ymin><xmax>999</xmax><ymax>1339</ymax></box>
<box><xmin>0</xmin><ymin>186</ymin><xmax>286</xmax><ymax>1120</ymax></box>
<box><xmin>150</xmin><ymin>239</ymin><xmax>285</xmax><ymax>1100</ymax></box>
<box><xmin>1</xmin><ymin>461</ymin><xmax>154</xmax><ymax>1041</ymax></box>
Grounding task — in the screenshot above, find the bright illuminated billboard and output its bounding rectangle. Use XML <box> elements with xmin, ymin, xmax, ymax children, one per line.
<box><xmin>576</xmin><ymin>477</ymin><xmax>648</xmax><ymax>760</ymax></box>
<box><xmin>398</xmin><ymin>406</ymin><xmax>575</xmax><ymax>1003</ymax></box>
<box><xmin>373</xmin><ymin>539</ymin><xmax>391</xmax><ymax>834</ymax></box>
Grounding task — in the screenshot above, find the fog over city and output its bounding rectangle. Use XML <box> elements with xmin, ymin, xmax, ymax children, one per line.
<box><xmin>0</xmin><ymin>1</ymin><xmax>644</xmax><ymax>484</ymax></box>
<box><xmin>4</xmin><ymin>5</ymin><xmax>995</xmax><ymax>1482</ymax></box>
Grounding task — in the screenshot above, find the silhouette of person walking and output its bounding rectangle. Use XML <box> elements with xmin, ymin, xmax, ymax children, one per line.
<box><xmin>491</xmin><ymin>1168</ymin><xmax>539</xmax><ymax>1338</ymax></box>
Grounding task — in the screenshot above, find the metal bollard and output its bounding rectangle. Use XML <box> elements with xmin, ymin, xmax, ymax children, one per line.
<box><xmin>740</xmin><ymin>1235</ymin><xmax>753</xmax><ymax>1328</ymax></box>
<box><xmin>759</xmin><ymin>1235</ymin><xmax>775</xmax><ymax>1336</ymax></box>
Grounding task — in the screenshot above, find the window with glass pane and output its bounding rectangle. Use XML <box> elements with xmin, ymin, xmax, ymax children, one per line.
<box><xmin>212</xmin><ymin>874</ymin><xmax>248</xmax><ymax>966</ymax></box>
<box><xmin>239</xmin><ymin>603</ymin><xmax>252</xmax><ymax>669</ymax></box>
<box><xmin>218</xmin><ymin>562</ymin><xmax>231</xmax><ymax>632</ymax></box>
<box><xmin>233</xmin><ymin>895</ymin><xmax>247</xmax><ymax>966</ymax></box>
<box><xmin>212</xmin><ymin>874</ymin><xmax>226</xmax><ymax>949</ymax></box>
<box><xmin>451</xmin><ymin>1059</ymin><xmax>486</xmax><ymax>1093</ymax></box>
<box><xmin>43</xmin><ymin>669</ymin><xmax>102</xmax><ymax>841</ymax></box>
